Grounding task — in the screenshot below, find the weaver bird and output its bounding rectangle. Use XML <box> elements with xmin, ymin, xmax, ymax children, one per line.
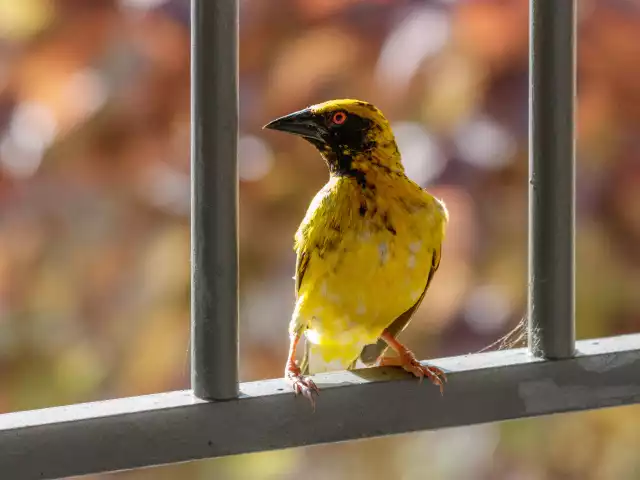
<box><xmin>264</xmin><ymin>99</ymin><xmax>448</xmax><ymax>406</ymax></box>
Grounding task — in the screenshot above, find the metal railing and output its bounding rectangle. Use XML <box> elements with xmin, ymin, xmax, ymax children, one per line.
<box><xmin>528</xmin><ymin>0</ymin><xmax>576</xmax><ymax>360</ymax></box>
<box><xmin>191</xmin><ymin>0</ymin><xmax>240</xmax><ymax>401</ymax></box>
<box><xmin>2</xmin><ymin>1</ymin><xmax>639</xmax><ymax>479</ymax></box>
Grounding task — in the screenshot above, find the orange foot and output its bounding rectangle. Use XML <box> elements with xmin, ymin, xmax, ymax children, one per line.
<box><xmin>377</xmin><ymin>351</ymin><xmax>447</xmax><ymax>395</ymax></box>
<box><xmin>285</xmin><ymin>363</ymin><xmax>320</xmax><ymax>409</ymax></box>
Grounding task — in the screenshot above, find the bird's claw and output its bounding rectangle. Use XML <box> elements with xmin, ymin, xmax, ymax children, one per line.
<box><xmin>401</xmin><ymin>353</ymin><xmax>447</xmax><ymax>395</ymax></box>
<box><xmin>285</xmin><ymin>365</ymin><xmax>320</xmax><ymax>410</ymax></box>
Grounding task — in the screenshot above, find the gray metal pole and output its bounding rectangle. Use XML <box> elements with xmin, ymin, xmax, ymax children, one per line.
<box><xmin>191</xmin><ymin>0</ymin><xmax>239</xmax><ymax>399</ymax></box>
<box><xmin>528</xmin><ymin>0</ymin><xmax>576</xmax><ymax>359</ymax></box>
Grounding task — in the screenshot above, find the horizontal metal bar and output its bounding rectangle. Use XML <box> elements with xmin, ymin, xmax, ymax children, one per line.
<box><xmin>3</xmin><ymin>335</ymin><xmax>640</xmax><ymax>480</ymax></box>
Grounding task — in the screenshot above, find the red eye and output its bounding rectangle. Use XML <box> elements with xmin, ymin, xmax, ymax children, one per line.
<box><xmin>332</xmin><ymin>112</ymin><xmax>347</xmax><ymax>125</ymax></box>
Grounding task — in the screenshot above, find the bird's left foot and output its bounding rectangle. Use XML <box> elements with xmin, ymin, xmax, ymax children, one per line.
<box><xmin>377</xmin><ymin>352</ymin><xmax>447</xmax><ymax>395</ymax></box>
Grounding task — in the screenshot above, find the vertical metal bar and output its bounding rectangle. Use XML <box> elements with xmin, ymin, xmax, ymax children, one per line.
<box><xmin>528</xmin><ymin>0</ymin><xmax>576</xmax><ymax>359</ymax></box>
<box><xmin>191</xmin><ymin>0</ymin><xmax>239</xmax><ymax>399</ymax></box>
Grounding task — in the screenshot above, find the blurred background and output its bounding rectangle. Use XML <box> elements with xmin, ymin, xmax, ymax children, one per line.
<box><xmin>0</xmin><ymin>0</ymin><xmax>639</xmax><ymax>478</ymax></box>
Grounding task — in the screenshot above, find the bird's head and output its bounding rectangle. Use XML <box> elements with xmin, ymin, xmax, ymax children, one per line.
<box><xmin>264</xmin><ymin>99</ymin><xmax>403</xmax><ymax>178</ymax></box>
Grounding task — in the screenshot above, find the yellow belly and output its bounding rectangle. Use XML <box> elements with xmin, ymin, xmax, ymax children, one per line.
<box><xmin>294</xmin><ymin>225</ymin><xmax>435</xmax><ymax>369</ymax></box>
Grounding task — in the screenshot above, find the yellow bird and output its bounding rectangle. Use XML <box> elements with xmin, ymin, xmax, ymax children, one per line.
<box><xmin>264</xmin><ymin>99</ymin><xmax>448</xmax><ymax>405</ymax></box>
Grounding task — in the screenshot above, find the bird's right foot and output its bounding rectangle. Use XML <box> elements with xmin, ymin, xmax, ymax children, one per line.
<box><xmin>285</xmin><ymin>363</ymin><xmax>319</xmax><ymax>409</ymax></box>
<box><xmin>378</xmin><ymin>330</ymin><xmax>447</xmax><ymax>395</ymax></box>
<box><xmin>377</xmin><ymin>352</ymin><xmax>446</xmax><ymax>395</ymax></box>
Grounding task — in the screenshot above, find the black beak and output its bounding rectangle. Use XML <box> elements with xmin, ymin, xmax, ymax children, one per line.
<box><xmin>263</xmin><ymin>109</ymin><xmax>326</xmax><ymax>143</ymax></box>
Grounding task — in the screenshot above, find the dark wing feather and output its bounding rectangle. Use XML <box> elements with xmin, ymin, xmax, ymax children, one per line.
<box><xmin>295</xmin><ymin>250</ymin><xmax>311</xmax><ymax>374</ymax></box>
<box><xmin>356</xmin><ymin>244</ymin><xmax>442</xmax><ymax>367</ymax></box>
<box><xmin>295</xmin><ymin>251</ymin><xmax>309</xmax><ymax>298</ymax></box>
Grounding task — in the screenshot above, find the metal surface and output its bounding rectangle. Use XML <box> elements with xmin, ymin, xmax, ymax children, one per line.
<box><xmin>528</xmin><ymin>0</ymin><xmax>577</xmax><ymax>359</ymax></box>
<box><xmin>3</xmin><ymin>335</ymin><xmax>640</xmax><ymax>480</ymax></box>
<box><xmin>191</xmin><ymin>0</ymin><xmax>239</xmax><ymax>399</ymax></box>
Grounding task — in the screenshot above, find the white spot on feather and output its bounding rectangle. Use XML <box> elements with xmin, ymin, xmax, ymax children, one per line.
<box><xmin>409</xmin><ymin>241</ymin><xmax>422</xmax><ymax>253</ymax></box>
<box><xmin>356</xmin><ymin>303</ymin><xmax>367</xmax><ymax>315</ymax></box>
<box><xmin>305</xmin><ymin>329</ymin><xmax>321</xmax><ymax>345</ymax></box>
<box><xmin>379</xmin><ymin>242</ymin><xmax>389</xmax><ymax>264</ymax></box>
<box><xmin>328</xmin><ymin>292</ymin><xmax>341</xmax><ymax>303</ymax></box>
<box><xmin>359</xmin><ymin>230</ymin><xmax>371</xmax><ymax>241</ymax></box>
<box><xmin>407</xmin><ymin>255</ymin><xmax>416</xmax><ymax>268</ymax></box>
<box><xmin>320</xmin><ymin>281</ymin><xmax>340</xmax><ymax>303</ymax></box>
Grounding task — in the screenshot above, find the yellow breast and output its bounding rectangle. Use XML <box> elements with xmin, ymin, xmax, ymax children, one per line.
<box><xmin>291</xmin><ymin>172</ymin><xmax>447</xmax><ymax>370</ymax></box>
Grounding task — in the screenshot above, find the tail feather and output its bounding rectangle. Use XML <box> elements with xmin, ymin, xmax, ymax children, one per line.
<box><xmin>300</xmin><ymin>339</ymin><xmax>358</xmax><ymax>375</ymax></box>
<box><xmin>299</xmin><ymin>339</ymin><xmax>310</xmax><ymax>375</ymax></box>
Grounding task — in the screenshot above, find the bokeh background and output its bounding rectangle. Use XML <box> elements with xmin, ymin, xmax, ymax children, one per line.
<box><xmin>1</xmin><ymin>0</ymin><xmax>639</xmax><ymax>478</ymax></box>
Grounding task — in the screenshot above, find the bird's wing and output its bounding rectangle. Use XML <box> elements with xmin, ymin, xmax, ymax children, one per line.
<box><xmin>294</xmin><ymin>250</ymin><xmax>309</xmax><ymax>299</ymax></box>
<box><xmin>357</xmin><ymin>242</ymin><xmax>442</xmax><ymax>367</ymax></box>
<box><xmin>294</xmin><ymin>249</ymin><xmax>313</xmax><ymax>375</ymax></box>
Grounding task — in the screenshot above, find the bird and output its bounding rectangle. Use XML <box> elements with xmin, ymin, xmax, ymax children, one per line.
<box><xmin>263</xmin><ymin>99</ymin><xmax>448</xmax><ymax>407</ymax></box>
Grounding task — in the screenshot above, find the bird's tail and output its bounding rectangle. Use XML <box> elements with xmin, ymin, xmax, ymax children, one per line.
<box><xmin>299</xmin><ymin>339</ymin><xmax>311</xmax><ymax>375</ymax></box>
<box><xmin>300</xmin><ymin>339</ymin><xmax>359</xmax><ymax>375</ymax></box>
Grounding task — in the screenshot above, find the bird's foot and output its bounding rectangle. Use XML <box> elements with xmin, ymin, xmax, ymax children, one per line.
<box><xmin>377</xmin><ymin>352</ymin><xmax>447</xmax><ymax>395</ymax></box>
<box><xmin>285</xmin><ymin>363</ymin><xmax>320</xmax><ymax>409</ymax></box>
